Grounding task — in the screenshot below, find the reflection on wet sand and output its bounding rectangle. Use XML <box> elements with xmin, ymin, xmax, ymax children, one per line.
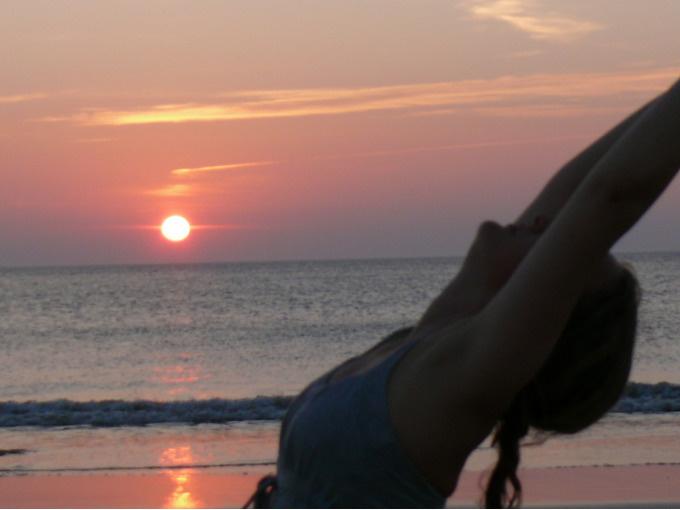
<box><xmin>160</xmin><ymin>445</ymin><xmax>202</xmax><ymax>509</ymax></box>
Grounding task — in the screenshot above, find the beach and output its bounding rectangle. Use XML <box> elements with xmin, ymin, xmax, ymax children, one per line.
<box><xmin>2</xmin><ymin>410</ymin><xmax>680</xmax><ymax>508</ymax></box>
<box><xmin>2</xmin><ymin>465</ymin><xmax>680</xmax><ymax>508</ymax></box>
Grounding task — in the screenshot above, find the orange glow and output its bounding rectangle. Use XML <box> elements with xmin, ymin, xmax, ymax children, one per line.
<box><xmin>152</xmin><ymin>361</ymin><xmax>203</xmax><ymax>398</ymax></box>
<box><xmin>154</xmin><ymin>364</ymin><xmax>200</xmax><ymax>384</ymax></box>
<box><xmin>161</xmin><ymin>216</ymin><xmax>191</xmax><ymax>242</ymax></box>
<box><xmin>160</xmin><ymin>446</ymin><xmax>202</xmax><ymax>509</ymax></box>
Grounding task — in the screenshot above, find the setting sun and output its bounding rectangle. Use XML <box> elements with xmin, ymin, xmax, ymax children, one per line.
<box><xmin>161</xmin><ymin>215</ymin><xmax>191</xmax><ymax>242</ymax></box>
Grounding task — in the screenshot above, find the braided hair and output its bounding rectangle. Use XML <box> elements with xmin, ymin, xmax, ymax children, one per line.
<box><xmin>483</xmin><ymin>394</ymin><xmax>530</xmax><ymax>508</ymax></box>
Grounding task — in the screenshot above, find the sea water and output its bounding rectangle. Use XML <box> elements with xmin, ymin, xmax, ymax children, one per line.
<box><xmin>1</xmin><ymin>255</ymin><xmax>680</xmax><ymax>476</ymax></box>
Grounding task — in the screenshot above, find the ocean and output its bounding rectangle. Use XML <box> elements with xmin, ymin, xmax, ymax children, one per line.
<box><xmin>1</xmin><ymin>255</ymin><xmax>680</xmax><ymax>481</ymax></box>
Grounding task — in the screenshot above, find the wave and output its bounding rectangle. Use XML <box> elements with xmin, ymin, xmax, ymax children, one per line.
<box><xmin>1</xmin><ymin>382</ymin><xmax>679</xmax><ymax>428</ymax></box>
<box><xmin>617</xmin><ymin>382</ymin><xmax>680</xmax><ymax>413</ymax></box>
<box><xmin>0</xmin><ymin>396</ymin><xmax>293</xmax><ymax>428</ymax></box>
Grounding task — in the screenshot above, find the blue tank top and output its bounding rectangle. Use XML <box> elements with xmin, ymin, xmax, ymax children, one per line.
<box><xmin>271</xmin><ymin>330</ymin><xmax>447</xmax><ymax>508</ymax></box>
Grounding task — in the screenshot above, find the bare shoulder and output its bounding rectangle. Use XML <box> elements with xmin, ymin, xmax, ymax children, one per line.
<box><xmin>388</xmin><ymin>320</ymin><xmax>498</xmax><ymax>494</ymax></box>
<box><xmin>390</xmin><ymin>318</ymin><xmax>499</xmax><ymax>444</ymax></box>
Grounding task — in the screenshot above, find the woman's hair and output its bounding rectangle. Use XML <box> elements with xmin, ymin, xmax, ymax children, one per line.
<box><xmin>484</xmin><ymin>265</ymin><xmax>641</xmax><ymax>508</ymax></box>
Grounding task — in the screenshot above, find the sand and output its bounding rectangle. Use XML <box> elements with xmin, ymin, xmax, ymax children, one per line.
<box><xmin>1</xmin><ymin>464</ymin><xmax>679</xmax><ymax>508</ymax></box>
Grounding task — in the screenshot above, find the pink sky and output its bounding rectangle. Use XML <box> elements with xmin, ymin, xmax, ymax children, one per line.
<box><xmin>2</xmin><ymin>0</ymin><xmax>679</xmax><ymax>266</ymax></box>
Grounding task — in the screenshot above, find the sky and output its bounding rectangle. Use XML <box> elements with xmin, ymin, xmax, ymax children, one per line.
<box><xmin>2</xmin><ymin>0</ymin><xmax>679</xmax><ymax>267</ymax></box>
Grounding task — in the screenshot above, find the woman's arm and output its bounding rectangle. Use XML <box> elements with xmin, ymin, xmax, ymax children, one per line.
<box><xmin>418</xmin><ymin>94</ymin><xmax>663</xmax><ymax>331</ymax></box>
<box><xmin>515</xmin><ymin>96</ymin><xmax>661</xmax><ymax>227</ymax></box>
<box><xmin>452</xmin><ymin>78</ymin><xmax>680</xmax><ymax>415</ymax></box>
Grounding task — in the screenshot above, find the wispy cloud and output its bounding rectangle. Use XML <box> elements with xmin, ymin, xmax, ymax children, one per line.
<box><xmin>315</xmin><ymin>134</ymin><xmax>593</xmax><ymax>161</ymax></box>
<box><xmin>144</xmin><ymin>184</ymin><xmax>193</xmax><ymax>197</ymax></box>
<box><xmin>144</xmin><ymin>133</ymin><xmax>596</xmax><ymax>200</ymax></box>
<box><xmin>414</xmin><ymin>103</ymin><xmax>630</xmax><ymax>119</ymax></box>
<box><xmin>468</xmin><ymin>0</ymin><xmax>603</xmax><ymax>42</ymax></box>
<box><xmin>142</xmin><ymin>160</ymin><xmax>276</xmax><ymax>199</ymax></box>
<box><xmin>472</xmin><ymin>104</ymin><xmax>628</xmax><ymax>118</ymax></box>
<box><xmin>171</xmin><ymin>160</ymin><xmax>277</xmax><ymax>176</ymax></box>
<box><xmin>0</xmin><ymin>92</ymin><xmax>47</xmax><ymax>104</ymax></box>
<box><xmin>39</xmin><ymin>67</ymin><xmax>677</xmax><ymax>126</ymax></box>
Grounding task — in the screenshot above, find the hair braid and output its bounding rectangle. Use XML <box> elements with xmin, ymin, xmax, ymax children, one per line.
<box><xmin>484</xmin><ymin>395</ymin><xmax>530</xmax><ymax>508</ymax></box>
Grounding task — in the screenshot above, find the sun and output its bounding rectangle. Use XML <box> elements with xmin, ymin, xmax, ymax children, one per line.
<box><xmin>161</xmin><ymin>215</ymin><xmax>191</xmax><ymax>242</ymax></box>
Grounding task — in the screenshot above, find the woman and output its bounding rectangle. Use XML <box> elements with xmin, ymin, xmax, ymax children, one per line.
<box><xmin>245</xmin><ymin>78</ymin><xmax>680</xmax><ymax>508</ymax></box>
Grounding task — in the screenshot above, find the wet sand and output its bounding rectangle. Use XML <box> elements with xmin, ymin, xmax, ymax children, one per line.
<box><xmin>1</xmin><ymin>464</ymin><xmax>680</xmax><ymax>508</ymax></box>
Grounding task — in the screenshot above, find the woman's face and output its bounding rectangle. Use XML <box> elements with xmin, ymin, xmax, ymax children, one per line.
<box><xmin>464</xmin><ymin>216</ymin><xmax>622</xmax><ymax>295</ymax></box>
<box><xmin>463</xmin><ymin>218</ymin><xmax>546</xmax><ymax>291</ymax></box>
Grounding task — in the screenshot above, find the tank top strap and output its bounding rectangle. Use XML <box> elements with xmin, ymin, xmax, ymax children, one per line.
<box><xmin>363</xmin><ymin>328</ymin><xmax>421</xmax><ymax>389</ymax></box>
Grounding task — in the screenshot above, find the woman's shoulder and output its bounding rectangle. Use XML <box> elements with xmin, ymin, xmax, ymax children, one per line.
<box><xmin>387</xmin><ymin>317</ymin><xmax>495</xmax><ymax>495</ymax></box>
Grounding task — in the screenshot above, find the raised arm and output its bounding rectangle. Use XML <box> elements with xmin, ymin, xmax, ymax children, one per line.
<box><xmin>465</xmin><ymin>78</ymin><xmax>680</xmax><ymax>412</ymax></box>
<box><xmin>515</xmin><ymin>96</ymin><xmax>661</xmax><ymax>227</ymax></box>
<box><xmin>417</xmin><ymin>93</ymin><xmax>662</xmax><ymax>331</ymax></box>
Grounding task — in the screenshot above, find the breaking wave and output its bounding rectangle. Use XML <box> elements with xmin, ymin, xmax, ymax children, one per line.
<box><xmin>1</xmin><ymin>382</ymin><xmax>679</xmax><ymax>428</ymax></box>
<box><xmin>0</xmin><ymin>395</ymin><xmax>293</xmax><ymax>427</ymax></box>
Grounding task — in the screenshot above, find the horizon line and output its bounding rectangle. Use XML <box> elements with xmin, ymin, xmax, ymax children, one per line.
<box><xmin>2</xmin><ymin>249</ymin><xmax>677</xmax><ymax>271</ymax></box>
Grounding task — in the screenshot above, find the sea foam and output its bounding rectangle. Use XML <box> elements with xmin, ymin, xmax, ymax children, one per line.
<box><xmin>1</xmin><ymin>382</ymin><xmax>679</xmax><ymax>428</ymax></box>
<box><xmin>0</xmin><ymin>396</ymin><xmax>293</xmax><ymax>427</ymax></box>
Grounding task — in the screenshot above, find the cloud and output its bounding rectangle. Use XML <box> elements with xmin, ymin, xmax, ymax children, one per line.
<box><xmin>141</xmin><ymin>160</ymin><xmax>276</xmax><ymax>199</ymax></box>
<box><xmin>171</xmin><ymin>160</ymin><xmax>277</xmax><ymax>176</ymax></box>
<box><xmin>144</xmin><ymin>184</ymin><xmax>193</xmax><ymax>197</ymax></box>
<box><xmin>472</xmin><ymin>104</ymin><xmax>628</xmax><ymax>118</ymax></box>
<box><xmin>468</xmin><ymin>0</ymin><xmax>603</xmax><ymax>42</ymax></box>
<box><xmin>39</xmin><ymin>67</ymin><xmax>677</xmax><ymax>126</ymax></box>
<box><xmin>414</xmin><ymin>103</ymin><xmax>630</xmax><ymax>119</ymax></box>
<box><xmin>0</xmin><ymin>93</ymin><xmax>47</xmax><ymax>104</ymax></box>
<box><xmin>315</xmin><ymin>134</ymin><xmax>593</xmax><ymax>162</ymax></box>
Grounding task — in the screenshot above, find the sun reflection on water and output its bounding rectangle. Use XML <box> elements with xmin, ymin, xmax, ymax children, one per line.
<box><xmin>152</xmin><ymin>353</ymin><xmax>206</xmax><ymax>397</ymax></box>
<box><xmin>160</xmin><ymin>445</ymin><xmax>202</xmax><ymax>509</ymax></box>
